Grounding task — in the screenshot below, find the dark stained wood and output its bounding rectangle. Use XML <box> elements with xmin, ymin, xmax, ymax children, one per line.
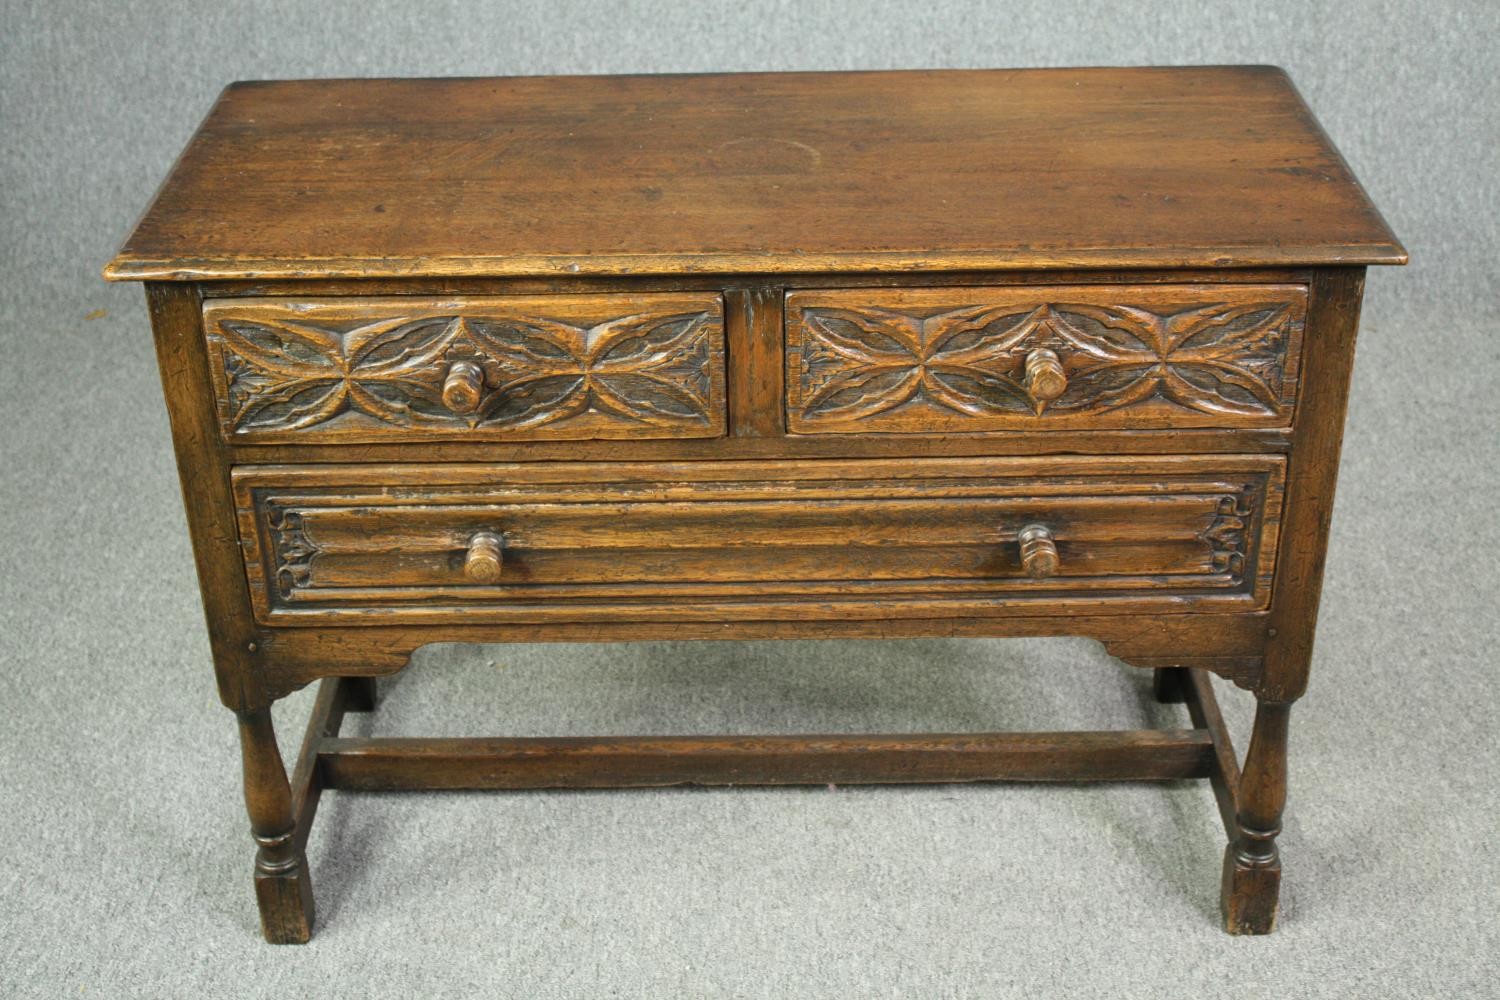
<box><xmin>231</xmin><ymin>455</ymin><xmax>1284</xmax><ymax>624</ymax></box>
<box><xmin>252</xmin><ymin>612</ymin><xmax>1275</xmax><ymax>706</ymax></box>
<box><xmin>228</xmin><ymin>424</ymin><xmax>1298</xmax><ymax>464</ymax></box>
<box><xmin>192</xmin><ymin>268</ymin><xmax>1327</xmax><ymax>468</ymax></box>
<box><xmin>786</xmin><ymin>283</ymin><xmax>1308</xmax><ymax>433</ymax></box>
<box><xmin>230</xmin><ymin>452</ymin><xmax>1285</xmax><ymax>488</ymax></box>
<box><xmin>318</xmin><ymin>730</ymin><xmax>1217</xmax><ymax>790</ymax></box>
<box><xmin>1205</xmin><ymin>269</ymin><xmax>1368</xmax><ymax>933</ymax></box>
<box><xmin>1260</xmin><ymin>269</ymin><xmax>1368</xmax><ymax>703</ymax></box>
<box><xmin>148</xmin><ymin>281</ymin><xmax>324</xmax><ymax>943</ymax></box>
<box><xmin>104</xmin><ymin>69</ymin><xmax>1405</xmax><ymax>282</ymax></box>
<box><xmin>1183</xmin><ymin>668</ymin><xmax>1242</xmax><ymax>838</ymax></box>
<box><xmin>287</xmin><ymin>676</ymin><xmax>365</xmax><ymax>855</ymax></box>
<box><xmin>110</xmin><ymin>68</ymin><xmax>1405</xmax><ymax>940</ymax></box>
<box><xmin>201</xmin><ymin>293</ymin><xmax>727</xmax><ymax>443</ymax></box>
<box><xmin>724</xmin><ymin>285</ymin><xmax>785</xmax><ymax>437</ymax></box>
<box><xmin>144</xmin><ymin>284</ymin><xmax>268</xmax><ymax>711</ymax></box>
<box><xmin>1222</xmin><ymin>700</ymin><xmax>1292</xmax><ymax>934</ymax></box>
<box><xmin>197</xmin><ymin>265</ymin><xmax>1322</xmax><ymax>301</ymax></box>
<box><xmin>238</xmin><ymin>709</ymin><xmax>314</xmax><ymax>944</ymax></box>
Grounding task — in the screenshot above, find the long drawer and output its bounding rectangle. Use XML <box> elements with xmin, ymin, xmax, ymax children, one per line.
<box><xmin>202</xmin><ymin>293</ymin><xmax>726</xmax><ymax>443</ymax></box>
<box><xmin>786</xmin><ymin>284</ymin><xmax>1308</xmax><ymax>434</ymax></box>
<box><xmin>233</xmin><ymin>457</ymin><xmax>1285</xmax><ymax>625</ymax></box>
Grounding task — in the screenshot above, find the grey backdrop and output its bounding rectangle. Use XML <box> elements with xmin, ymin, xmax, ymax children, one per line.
<box><xmin>2</xmin><ymin>1</ymin><xmax>1496</xmax><ymax>997</ymax></box>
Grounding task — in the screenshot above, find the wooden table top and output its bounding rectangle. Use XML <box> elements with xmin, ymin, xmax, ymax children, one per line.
<box><xmin>104</xmin><ymin>67</ymin><xmax>1406</xmax><ymax>282</ymax></box>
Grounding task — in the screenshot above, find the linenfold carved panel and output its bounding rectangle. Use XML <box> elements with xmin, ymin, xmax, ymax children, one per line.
<box><xmin>786</xmin><ymin>285</ymin><xmax>1307</xmax><ymax>433</ymax></box>
<box><xmin>202</xmin><ymin>294</ymin><xmax>726</xmax><ymax>442</ymax></box>
<box><xmin>232</xmin><ymin>456</ymin><xmax>1285</xmax><ymax>626</ymax></box>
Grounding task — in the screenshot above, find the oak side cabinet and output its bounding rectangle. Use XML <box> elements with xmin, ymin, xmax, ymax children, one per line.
<box><xmin>105</xmin><ymin>68</ymin><xmax>1406</xmax><ymax>942</ymax></box>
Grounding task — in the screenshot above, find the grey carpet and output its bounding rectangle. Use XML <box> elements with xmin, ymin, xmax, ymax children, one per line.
<box><xmin>2</xmin><ymin>1</ymin><xmax>1497</xmax><ymax>996</ymax></box>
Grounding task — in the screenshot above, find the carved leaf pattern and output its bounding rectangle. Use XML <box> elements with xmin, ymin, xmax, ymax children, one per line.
<box><xmin>794</xmin><ymin>296</ymin><xmax>1300</xmax><ymax>427</ymax></box>
<box><xmin>269</xmin><ymin>509</ymin><xmax>319</xmax><ymax>597</ymax></box>
<box><xmin>1201</xmin><ymin>488</ymin><xmax>1259</xmax><ymax>580</ymax></box>
<box><xmin>210</xmin><ymin>303</ymin><xmax>721</xmax><ymax>438</ymax></box>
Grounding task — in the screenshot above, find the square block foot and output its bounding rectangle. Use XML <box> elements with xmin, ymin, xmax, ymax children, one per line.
<box><xmin>1221</xmin><ymin>845</ymin><xmax>1281</xmax><ymax>935</ymax></box>
<box><xmin>254</xmin><ymin>865</ymin><xmax>315</xmax><ymax>944</ymax></box>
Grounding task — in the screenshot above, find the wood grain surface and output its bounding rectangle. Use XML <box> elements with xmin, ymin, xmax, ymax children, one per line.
<box><xmin>232</xmin><ymin>455</ymin><xmax>1284</xmax><ymax>624</ymax></box>
<box><xmin>315</xmin><ymin>730</ymin><xmax>1219</xmax><ymax>790</ymax></box>
<box><xmin>104</xmin><ymin>68</ymin><xmax>1405</xmax><ymax>281</ymax></box>
<box><xmin>201</xmin><ymin>293</ymin><xmax>726</xmax><ymax>442</ymax></box>
<box><xmin>786</xmin><ymin>283</ymin><xmax>1308</xmax><ymax>432</ymax></box>
<box><xmin>109</xmin><ymin>67</ymin><xmax>1407</xmax><ymax>940</ymax></box>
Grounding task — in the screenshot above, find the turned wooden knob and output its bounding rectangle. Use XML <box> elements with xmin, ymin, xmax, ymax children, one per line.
<box><xmin>1023</xmin><ymin>348</ymin><xmax>1067</xmax><ymax>405</ymax></box>
<box><xmin>1018</xmin><ymin>524</ymin><xmax>1059</xmax><ymax>579</ymax></box>
<box><xmin>442</xmin><ymin>361</ymin><xmax>485</xmax><ymax>414</ymax></box>
<box><xmin>463</xmin><ymin>531</ymin><xmax>504</xmax><ymax>583</ymax></box>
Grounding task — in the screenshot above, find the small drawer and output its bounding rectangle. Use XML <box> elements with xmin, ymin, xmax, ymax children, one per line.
<box><xmin>202</xmin><ymin>293</ymin><xmax>726</xmax><ymax>443</ymax></box>
<box><xmin>785</xmin><ymin>284</ymin><xmax>1307</xmax><ymax>434</ymax></box>
<box><xmin>233</xmin><ymin>456</ymin><xmax>1284</xmax><ymax>625</ymax></box>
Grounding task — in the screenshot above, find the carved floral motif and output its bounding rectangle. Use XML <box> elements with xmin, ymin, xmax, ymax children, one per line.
<box><xmin>208</xmin><ymin>303</ymin><xmax>722</xmax><ymax>438</ymax></box>
<box><xmin>791</xmin><ymin>296</ymin><xmax>1301</xmax><ymax>429</ymax></box>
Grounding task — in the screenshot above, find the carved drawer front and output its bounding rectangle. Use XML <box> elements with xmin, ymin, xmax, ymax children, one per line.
<box><xmin>233</xmin><ymin>456</ymin><xmax>1284</xmax><ymax>625</ymax></box>
<box><xmin>201</xmin><ymin>293</ymin><xmax>726</xmax><ymax>443</ymax></box>
<box><xmin>785</xmin><ymin>284</ymin><xmax>1307</xmax><ymax>434</ymax></box>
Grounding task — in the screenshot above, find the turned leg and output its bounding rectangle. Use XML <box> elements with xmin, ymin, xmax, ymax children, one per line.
<box><xmin>1222</xmin><ymin>699</ymin><xmax>1292</xmax><ymax>934</ymax></box>
<box><xmin>1152</xmin><ymin>667</ymin><xmax>1189</xmax><ymax>703</ymax></box>
<box><xmin>237</xmin><ymin>708</ymin><xmax>315</xmax><ymax>943</ymax></box>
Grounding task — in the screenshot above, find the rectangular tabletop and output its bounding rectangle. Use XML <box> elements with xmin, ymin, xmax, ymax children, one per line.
<box><xmin>104</xmin><ymin>67</ymin><xmax>1405</xmax><ymax>281</ymax></box>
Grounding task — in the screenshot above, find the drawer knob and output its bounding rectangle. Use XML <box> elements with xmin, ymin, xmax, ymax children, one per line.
<box><xmin>442</xmin><ymin>361</ymin><xmax>485</xmax><ymax>414</ymax></box>
<box><xmin>463</xmin><ymin>531</ymin><xmax>504</xmax><ymax>583</ymax></box>
<box><xmin>1023</xmin><ymin>348</ymin><xmax>1067</xmax><ymax>407</ymax></box>
<box><xmin>1018</xmin><ymin>524</ymin><xmax>1059</xmax><ymax>579</ymax></box>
